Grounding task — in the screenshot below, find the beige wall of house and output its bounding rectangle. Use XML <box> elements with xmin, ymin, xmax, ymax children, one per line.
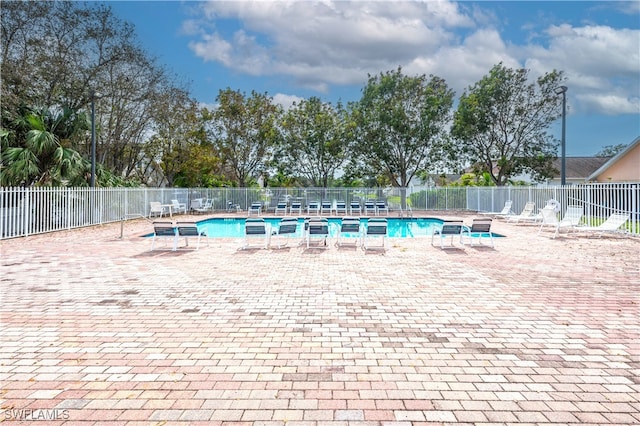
<box><xmin>594</xmin><ymin>142</ymin><xmax>640</xmax><ymax>182</ymax></box>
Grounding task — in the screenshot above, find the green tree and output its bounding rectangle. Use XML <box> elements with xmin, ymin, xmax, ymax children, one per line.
<box><xmin>352</xmin><ymin>67</ymin><xmax>454</xmax><ymax>204</ymax></box>
<box><xmin>278</xmin><ymin>97</ymin><xmax>349</xmax><ymax>187</ymax></box>
<box><xmin>1</xmin><ymin>107</ymin><xmax>87</xmax><ymax>186</ymax></box>
<box><xmin>211</xmin><ymin>89</ymin><xmax>282</xmax><ymax>187</ymax></box>
<box><xmin>451</xmin><ymin>63</ymin><xmax>564</xmax><ymax>185</ymax></box>
<box><xmin>595</xmin><ymin>144</ymin><xmax>627</xmax><ymax>157</ymax></box>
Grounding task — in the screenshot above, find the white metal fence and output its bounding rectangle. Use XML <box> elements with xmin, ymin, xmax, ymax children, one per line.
<box><xmin>1</xmin><ymin>184</ymin><xmax>638</xmax><ymax>239</ymax></box>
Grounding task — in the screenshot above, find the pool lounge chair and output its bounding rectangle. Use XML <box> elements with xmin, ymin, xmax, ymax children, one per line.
<box><xmin>307</xmin><ymin>201</ymin><xmax>320</xmax><ymax>215</ymax></box>
<box><xmin>243</xmin><ymin>218</ymin><xmax>271</xmax><ymax>249</ymax></box>
<box><xmin>149</xmin><ymin>201</ymin><xmax>168</xmax><ymax>218</ymax></box>
<box><xmin>150</xmin><ymin>220</ymin><xmax>177</xmax><ymax>251</ymax></box>
<box><xmin>337</xmin><ymin>217</ymin><xmax>361</xmax><ymax>247</ymax></box>
<box><xmin>289</xmin><ymin>201</ymin><xmax>303</xmax><ymax>215</ymax></box>
<box><xmin>321</xmin><ymin>200</ymin><xmax>333</xmax><ymax>216</ymax></box>
<box><xmin>349</xmin><ymin>201</ymin><xmax>361</xmax><ymax>216</ymax></box>
<box><xmin>273</xmin><ymin>217</ymin><xmax>299</xmax><ymax>248</ymax></box>
<box><xmin>171</xmin><ymin>199</ymin><xmax>187</xmax><ymax>214</ymax></box>
<box><xmin>576</xmin><ymin>213</ymin><xmax>630</xmax><ymax>237</ymax></box>
<box><xmin>462</xmin><ymin>218</ymin><xmax>494</xmax><ymax>248</ymax></box>
<box><xmin>375</xmin><ymin>201</ymin><xmax>389</xmax><ymax>216</ymax></box>
<box><xmin>191</xmin><ymin>198</ymin><xmax>213</xmax><ymax>214</ymax></box>
<box><xmin>362</xmin><ymin>218</ymin><xmax>387</xmax><ymax>250</ymax></box>
<box><xmin>480</xmin><ymin>200</ymin><xmax>513</xmax><ymax>218</ymax></box>
<box><xmin>431</xmin><ymin>220</ymin><xmax>464</xmax><ymax>249</ymax></box>
<box><xmin>176</xmin><ymin>222</ymin><xmax>208</xmax><ymax>250</ymax></box>
<box><xmin>538</xmin><ymin>205</ymin><xmax>583</xmax><ymax>238</ymax></box>
<box><xmin>335</xmin><ymin>201</ymin><xmax>347</xmax><ymax>216</ymax></box>
<box><xmin>274</xmin><ymin>200</ymin><xmax>288</xmax><ymax>216</ymax></box>
<box><xmin>506</xmin><ymin>202</ymin><xmax>539</xmax><ymax>223</ymax></box>
<box><xmin>248</xmin><ymin>202</ymin><xmax>262</xmax><ymax>216</ymax></box>
<box><xmin>364</xmin><ymin>201</ymin><xmax>376</xmax><ymax>216</ymax></box>
<box><xmin>306</xmin><ymin>217</ymin><xmax>329</xmax><ymax>248</ymax></box>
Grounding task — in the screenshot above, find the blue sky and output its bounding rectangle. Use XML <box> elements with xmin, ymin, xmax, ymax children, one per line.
<box><xmin>109</xmin><ymin>0</ymin><xmax>640</xmax><ymax>156</ymax></box>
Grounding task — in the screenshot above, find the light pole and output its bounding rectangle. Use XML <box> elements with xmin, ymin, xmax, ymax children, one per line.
<box><xmin>554</xmin><ymin>85</ymin><xmax>568</xmax><ymax>186</ymax></box>
<box><xmin>90</xmin><ymin>91</ymin><xmax>101</xmax><ymax>187</ymax></box>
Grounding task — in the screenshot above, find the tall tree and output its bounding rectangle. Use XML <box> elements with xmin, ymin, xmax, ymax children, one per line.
<box><xmin>352</xmin><ymin>68</ymin><xmax>454</xmax><ymax>202</ymax></box>
<box><xmin>279</xmin><ymin>97</ymin><xmax>349</xmax><ymax>187</ymax></box>
<box><xmin>211</xmin><ymin>89</ymin><xmax>282</xmax><ymax>187</ymax></box>
<box><xmin>451</xmin><ymin>63</ymin><xmax>564</xmax><ymax>185</ymax></box>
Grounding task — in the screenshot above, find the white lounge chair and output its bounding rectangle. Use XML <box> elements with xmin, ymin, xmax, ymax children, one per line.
<box><xmin>335</xmin><ymin>201</ymin><xmax>347</xmax><ymax>216</ymax></box>
<box><xmin>431</xmin><ymin>220</ymin><xmax>464</xmax><ymax>249</ymax></box>
<box><xmin>506</xmin><ymin>202</ymin><xmax>539</xmax><ymax>223</ymax></box>
<box><xmin>577</xmin><ymin>213</ymin><xmax>630</xmax><ymax>237</ymax></box>
<box><xmin>289</xmin><ymin>201</ymin><xmax>303</xmax><ymax>216</ymax></box>
<box><xmin>171</xmin><ymin>199</ymin><xmax>187</xmax><ymax>214</ymax></box>
<box><xmin>191</xmin><ymin>198</ymin><xmax>213</xmax><ymax>214</ymax></box>
<box><xmin>349</xmin><ymin>201</ymin><xmax>361</xmax><ymax>216</ymax></box>
<box><xmin>337</xmin><ymin>217</ymin><xmax>361</xmax><ymax>247</ymax></box>
<box><xmin>306</xmin><ymin>217</ymin><xmax>329</xmax><ymax>248</ymax></box>
<box><xmin>149</xmin><ymin>201</ymin><xmax>168</xmax><ymax>218</ymax></box>
<box><xmin>364</xmin><ymin>201</ymin><xmax>376</xmax><ymax>216</ymax></box>
<box><xmin>362</xmin><ymin>218</ymin><xmax>387</xmax><ymax>250</ymax></box>
<box><xmin>150</xmin><ymin>220</ymin><xmax>176</xmax><ymax>251</ymax></box>
<box><xmin>538</xmin><ymin>205</ymin><xmax>583</xmax><ymax>238</ymax></box>
<box><xmin>462</xmin><ymin>218</ymin><xmax>494</xmax><ymax>248</ymax></box>
<box><xmin>274</xmin><ymin>200</ymin><xmax>288</xmax><ymax>216</ymax></box>
<box><xmin>248</xmin><ymin>202</ymin><xmax>262</xmax><ymax>216</ymax></box>
<box><xmin>375</xmin><ymin>201</ymin><xmax>389</xmax><ymax>216</ymax></box>
<box><xmin>480</xmin><ymin>200</ymin><xmax>513</xmax><ymax>218</ymax></box>
<box><xmin>273</xmin><ymin>217</ymin><xmax>299</xmax><ymax>248</ymax></box>
<box><xmin>175</xmin><ymin>222</ymin><xmax>208</xmax><ymax>250</ymax></box>
<box><xmin>321</xmin><ymin>200</ymin><xmax>333</xmax><ymax>216</ymax></box>
<box><xmin>242</xmin><ymin>218</ymin><xmax>270</xmax><ymax>249</ymax></box>
<box><xmin>307</xmin><ymin>201</ymin><xmax>320</xmax><ymax>215</ymax></box>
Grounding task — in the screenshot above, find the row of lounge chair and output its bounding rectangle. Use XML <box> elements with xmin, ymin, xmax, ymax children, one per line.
<box><xmin>484</xmin><ymin>200</ymin><xmax>631</xmax><ymax>238</ymax></box>
<box><xmin>242</xmin><ymin>217</ymin><xmax>388</xmax><ymax>250</ymax></box>
<box><xmin>250</xmin><ymin>200</ymin><xmax>389</xmax><ymax>217</ymax></box>
<box><xmin>431</xmin><ymin>218</ymin><xmax>495</xmax><ymax>249</ymax></box>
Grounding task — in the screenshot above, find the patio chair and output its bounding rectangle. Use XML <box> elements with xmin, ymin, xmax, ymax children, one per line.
<box><xmin>306</xmin><ymin>217</ymin><xmax>329</xmax><ymax>248</ymax></box>
<box><xmin>273</xmin><ymin>217</ymin><xmax>299</xmax><ymax>248</ymax></box>
<box><xmin>362</xmin><ymin>218</ymin><xmax>387</xmax><ymax>250</ymax></box>
<box><xmin>576</xmin><ymin>213</ymin><xmax>630</xmax><ymax>237</ymax></box>
<box><xmin>227</xmin><ymin>201</ymin><xmax>241</xmax><ymax>213</ymax></box>
<box><xmin>479</xmin><ymin>200</ymin><xmax>513</xmax><ymax>218</ymax></box>
<box><xmin>538</xmin><ymin>205</ymin><xmax>582</xmax><ymax>238</ymax></box>
<box><xmin>337</xmin><ymin>217</ymin><xmax>361</xmax><ymax>247</ymax></box>
<box><xmin>149</xmin><ymin>201</ymin><xmax>168</xmax><ymax>218</ymax></box>
<box><xmin>364</xmin><ymin>200</ymin><xmax>376</xmax><ymax>216</ymax></box>
<box><xmin>321</xmin><ymin>200</ymin><xmax>333</xmax><ymax>216</ymax></box>
<box><xmin>191</xmin><ymin>198</ymin><xmax>213</xmax><ymax>214</ymax></box>
<box><xmin>171</xmin><ymin>199</ymin><xmax>187</xmax><ymax>214</ymax></box>
<box><xmin>150</xmin><ymin>220</ymin><xmax>177</xmax><ymax>251</ymax></box>
<box><xmin>506</xmin><ymin>202</ymin><xmax>539</xmax><ymax>223</ymax></box>
<box><xmin>242</xmin><ymin>218</ymin><xmax>271</xmax><ymax>249</ymax></box>
<box><xmin>176</xmin><ymin>222</ymin><xmax>208</xmax><ymax>250</ymax></box>
<box><xmin>274</xmin><ymin>200</ymin><xmax>288</xmax><ymax>216</ymax></box>
<box><xmin>289</xmin><ymin>200</ymin><xmax>303</xmax><ymax>216</ymax></box>
<box><xmin>307</xmin><ymin>201</ymin><xmax>320</xmax><ymax>215</ymax></box>
<box><xmin>431</xmin><ymin>220</ymin><xmax>464</xmax><ymax>249</ymax></box>
<box><xmin>462</xmin><ymin>218</ymin><xmax>494</xmax><ymax>248</ymax></box>
<box><xmin>375</xmin><ymin>200</ymin><xmax>389</xmax><ymax>216</ymax></box>
<box><xmin>335</xmin><ymin>201</ymin><xmax>347</xmax><ymax>216</ymax></box>
<box><xmin>248</xmin><ymin>202</ymin><xmax>262</xmax><ymax>216</ymax></box>
<box><xmin>349</xmin><ymin>200</ymin><xmax>361</xmax><ymax>216</ymax></box>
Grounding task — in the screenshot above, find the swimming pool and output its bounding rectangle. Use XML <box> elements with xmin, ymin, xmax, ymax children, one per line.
<box><xmin>196</xmin><ymin>217</ymin><xmax>447</xmax><ymax>238</ymax></box>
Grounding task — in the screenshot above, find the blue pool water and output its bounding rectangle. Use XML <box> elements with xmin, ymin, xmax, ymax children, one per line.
<box><xmin>196</xmin><ymin>217</ymin><xmax>446</xmax><ymax>238</ymax></box>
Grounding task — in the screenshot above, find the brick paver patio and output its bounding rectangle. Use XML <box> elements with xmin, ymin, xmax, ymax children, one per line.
<box><xmin>1</xmin><ymin>213</ymin><xmax>638</xmax><ymax>425</ymax></box>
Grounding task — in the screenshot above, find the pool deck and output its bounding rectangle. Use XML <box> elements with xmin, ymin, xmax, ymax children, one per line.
<box><xmin>1</xmin><ymin>211</ymin><xmax>639</xmax><ymax>425</ymax></box>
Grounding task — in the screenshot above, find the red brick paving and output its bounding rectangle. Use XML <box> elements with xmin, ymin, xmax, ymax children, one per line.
<box><xmin>1</xmin><ymin>212</ymin><xmax>638</xmax><ymax>424</ymax></box>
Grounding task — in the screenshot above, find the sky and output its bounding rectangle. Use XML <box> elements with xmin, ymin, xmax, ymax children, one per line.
<box><xmin>108</xmin><ymin>0</ymin><xmax>640</xmax><ymax>157</ymax></box>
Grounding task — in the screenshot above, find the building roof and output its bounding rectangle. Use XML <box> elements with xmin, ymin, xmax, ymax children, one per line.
<box><xmin>587</xmin><ymin>136</ymin><xmax>640</xmax><ymax>181</ymax></box>
<box><xmin>550</xmin><ymin>156</ymin><xmax>611</xmax><ymax>180</ymax></box>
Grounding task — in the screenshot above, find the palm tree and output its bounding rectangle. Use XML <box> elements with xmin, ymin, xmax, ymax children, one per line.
<box><xmin>1</xmin><ymin>106</ymin><xmax>88</xmax><ymax>186</ymax></box>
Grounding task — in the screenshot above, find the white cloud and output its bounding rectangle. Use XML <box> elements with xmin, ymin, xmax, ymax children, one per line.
<box><xmin>272</xmin><ymin>93</ymin><xmax>304</xmax><ymax>110</ymax></box>
<box><xmin>187</xmin><ymin>0</ymin><xmax>639</xmax><ymax>117</ymax></box>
